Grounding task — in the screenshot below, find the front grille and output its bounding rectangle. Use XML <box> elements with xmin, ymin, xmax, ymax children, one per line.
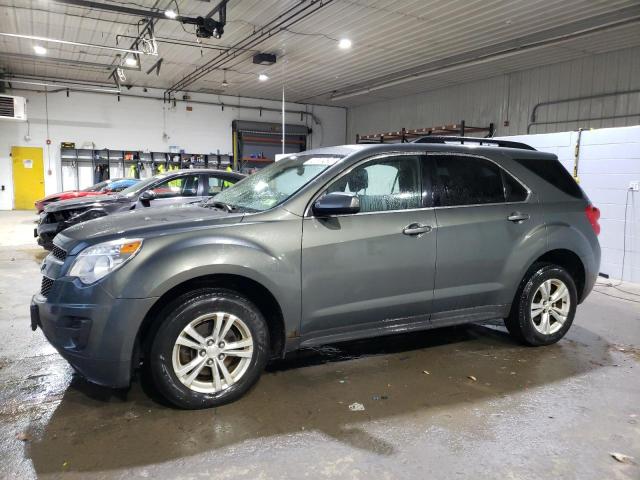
<box><xmin>41</xmin><ymin>277</ymin><xmax>54</xmax><ymax>297</ymax></box>
<box><xmin>51</xmin><ymin>245</ymin><xmax>67</xmax><ymax>261</ymax></box>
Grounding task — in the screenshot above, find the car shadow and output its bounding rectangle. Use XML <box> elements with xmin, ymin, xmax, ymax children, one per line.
<box><xmin>26</xmin><ymin>322</ymin><xmax>612</xmax><ymax>474</ymax></box>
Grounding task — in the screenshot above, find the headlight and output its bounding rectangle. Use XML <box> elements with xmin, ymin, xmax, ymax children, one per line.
<box><xmin>69</xmin><ymin>238</ymin><xmax>143</xmax><ymax>284</ymax></box>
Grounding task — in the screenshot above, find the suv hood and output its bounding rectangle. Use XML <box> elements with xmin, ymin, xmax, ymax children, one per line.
<box><xmin>59</xmin><ymin>203</ymin><xmax>243</xmax><ymax>244</ymax></box>
<box><xmin>45</xmin><ymin>194</ymin><xmax>128</xmax><ymax>212</ymax></box>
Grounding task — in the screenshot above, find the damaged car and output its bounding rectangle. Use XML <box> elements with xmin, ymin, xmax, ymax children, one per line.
<box><xmin>35</xmin><ymin>168</ymin><xmax>245</xmax><ymax>249</ymax></box>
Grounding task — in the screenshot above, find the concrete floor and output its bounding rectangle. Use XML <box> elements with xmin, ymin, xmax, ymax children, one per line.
<box><xmin>0</xmin><ymin>210</ymin><xmax>639</xmax><ymax>479</ymax></box>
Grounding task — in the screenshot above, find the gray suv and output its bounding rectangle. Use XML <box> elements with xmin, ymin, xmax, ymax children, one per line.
<box><xmin>30</xmin><ymin>138</ymin><xmax>601</xmax><ymax>409</ymax></box>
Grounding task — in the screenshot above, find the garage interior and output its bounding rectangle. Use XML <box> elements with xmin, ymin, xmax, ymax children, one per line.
<box><xmin>0</xmin><ymin>0</ymin><xmax>639</xmax><ymax>478</ymax></box>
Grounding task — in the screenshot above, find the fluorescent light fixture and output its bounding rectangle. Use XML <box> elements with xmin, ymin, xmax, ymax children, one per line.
<box><xmin>258</xmin><ymin>73</ymin><xmax>269</xmax><ymax>82</ymax></box>
<box><xmin>164</xmin><ymin>9</ymin><xmax>178</xmax><ymax>19</ymax></box>
<box><xmin>338</xmin><ymin>38</ymin><xmax>352</xmax><ymax>49</ymax></box>
<box><xmin>33</xmin><ymin>45</ymin><xmax>47</xmax><ymax>55</ymax></box>
<box><xmin>125</xmin><ymin>57</ymin><xmax>138</xmax><ymax>67</ymax></box>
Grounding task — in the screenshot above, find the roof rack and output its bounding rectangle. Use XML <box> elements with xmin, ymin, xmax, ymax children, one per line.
<box><xmin>412</xmin><ymin>136</ymin><xmax>537</xmax><ymax>151</ymax></box>
<box><xmin>356</xmin><ymin>120</ymin><xmax>495</xmax><ymax>144</ymax></box>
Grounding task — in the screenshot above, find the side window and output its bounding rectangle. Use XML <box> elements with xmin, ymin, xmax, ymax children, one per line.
<box><xmin>432</xmin><ymin>155</ymin><xmax>504</xmax><ymax>206</ymax></box>
<box><xmin>325</xmin><ymin>156</ymin><xmax>421</xmax><ymax>213</ymax></box>
<box><xmin>502</xmin><ymin>171</ymin><xmax>528</xmax><ymax>202</ymax></box>
<box><xmin>514</xmin><ymin>157</ymin><xmax>584</xmax><ymax>199</ymax></box>
<box><xmin>151</xmin><ymin>175</ymin><xmax>200</xmax><ymax>198</ymax></box>
<box><xmin>208</xmin><ymin>176</ymin><xmax>236</xmax><ymax>195</ymax></box>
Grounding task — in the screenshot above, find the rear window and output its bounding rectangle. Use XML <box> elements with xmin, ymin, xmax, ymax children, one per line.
<box><xmin>514</xmin><ymin>158</ymin><xmax>584</xmax><ymax>199</ymax></box>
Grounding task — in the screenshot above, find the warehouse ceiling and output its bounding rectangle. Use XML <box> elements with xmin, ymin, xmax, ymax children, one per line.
<box><xmin>1</xmin><ymin>0</ymin><xmax>640</xmax><ymax>106</ymax></box>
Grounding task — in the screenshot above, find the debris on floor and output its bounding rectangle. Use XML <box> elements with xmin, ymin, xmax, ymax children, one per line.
<box><xmin>349</xmin><ymin>402</ymin><xmax>365</xmax><ymax>411</ymax></box>
<box><xmin>468</xmin><ymin>375</ymin><xmax>477</xmax><ymax>382</ymax></box>
<box><xmin>15</xmin><ymin>432</ymin><xmax>31</xmax><ymax>441</ymax></box>
<box><xmin>610</xmin><ymin>452</ymin><xmax>635</xmax><ymax>464</ymax></box>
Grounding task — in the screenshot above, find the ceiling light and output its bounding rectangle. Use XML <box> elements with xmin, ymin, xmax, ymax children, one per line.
<box><xmin>258</xmin><ymin>73</ymin><xmax>269</xmax><ymax>82</ymax></box>
<box><xmin>164</xmin><ymin>9</ymin><xmax>178</xmax><ymax>19</ymax></box>
<box><xmin>33</xmin><ymin>45</ymin><xmax>47</xmax><ymax>55</ymax></box>
<box><xmin>221</xmin><ymin>70</ymin><xmax>229</xmax><ymax>87</ymax></box>
<box><xmin>125</xmin><ymin>57</ymin><xmax>138</xmax><ymax>67</ymax></box>
<box><xmin>338</xmin><ymin>38</ymin><xmax>352</xmax><ymax>49</ymax></box>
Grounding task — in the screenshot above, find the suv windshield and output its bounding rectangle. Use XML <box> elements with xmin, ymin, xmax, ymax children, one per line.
<box><xmin>211</xmin><ymin>154</ymin><xmax>344</xmax><ymax>212</ymax></box>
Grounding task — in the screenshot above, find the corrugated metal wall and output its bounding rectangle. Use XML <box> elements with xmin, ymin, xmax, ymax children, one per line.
<box><xmin>348</xmin><ymin>47</ymin><xmax>640</xmax><ymax>140</ymax></box>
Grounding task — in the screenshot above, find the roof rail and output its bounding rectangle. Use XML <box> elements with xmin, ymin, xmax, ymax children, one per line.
<box><xmin>412</xmin><ymin>136</ymin><xmax>537</xmax><ymax>151</ymax></box>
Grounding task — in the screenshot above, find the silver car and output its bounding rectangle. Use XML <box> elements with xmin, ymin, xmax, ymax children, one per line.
<box><xmin>31</xmin><ymin>138</ymin><xmax>601</xmax><ymax>409</ymax></box>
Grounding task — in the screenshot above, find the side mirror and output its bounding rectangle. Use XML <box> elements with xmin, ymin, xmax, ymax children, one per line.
<box><xmin>139</xmin><ymin>190</ymin><xmax>156</xmax><ymax>205</ymax></box>
<box><xmin>312</xmin><ymin>192</ymin><xmax>360</xmax><ymax>216</ymax></box>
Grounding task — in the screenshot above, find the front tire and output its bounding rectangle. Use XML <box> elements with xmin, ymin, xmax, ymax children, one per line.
<box><xmin>148</xmin><ymin>288</ymin><xmax>270</xmax><ymax>409</ymax></box>
<box><xmin>505</xmin><ymin>263</ymin><xmax>577</xmax><ymax>346</ymax></box>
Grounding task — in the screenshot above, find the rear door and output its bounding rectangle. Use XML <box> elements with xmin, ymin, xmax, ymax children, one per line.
<box><xmin>301</xmin><ymin>153</ymin><xmax>437</xmax><ymax>339</ymax></box>
<box><xmin>429</xmin><ymin>153</ymin><xmax>541</xmax><ymax>323</ymax></box>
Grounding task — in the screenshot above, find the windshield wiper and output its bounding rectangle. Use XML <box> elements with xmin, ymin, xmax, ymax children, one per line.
<box><xmin>202</xmin><ymin>200</ymin><xmax>235</xmax><ymax>212</ymax></box>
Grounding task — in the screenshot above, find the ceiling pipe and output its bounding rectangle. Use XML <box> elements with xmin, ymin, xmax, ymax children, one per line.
<box><xmin>165</xmin><ymin>0</ymin><xmax>334</xmax><ymax>97</ymax></box>
<box><xmin>0</xmin><ymin>32</ymin><xmax>154</xmax><ymax>56</ymax></box>
<box><xmin>530</xmin><ymin>89</ymin><xmax>640</xmax><ymax>123</ymax></box>
<box><xmin>5</xmin><ymin>80</ymin><xmax>321</xmax><ymax>124</ymax></box>
<box><xmin>2</xmin><ymin>78</ymin><xmax>121</xmax><ymax>93</ymax></box>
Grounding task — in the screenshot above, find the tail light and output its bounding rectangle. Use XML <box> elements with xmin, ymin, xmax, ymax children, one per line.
<box><xmin>585</xmin><ymin>205</ymin><xmax>600</xmax><ymax>235</ymax></box>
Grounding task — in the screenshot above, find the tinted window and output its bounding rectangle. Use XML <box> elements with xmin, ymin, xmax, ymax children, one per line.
<box><xmin>432</xmin><ymin>155</ymin><xmax>504</xmax><ymax>206</ymax></box>
<box><xmin>326</xmin><ymin>155</ymin><xmax>421</xmax><ymax>213</ymax></box>
<box><xmin>502</xmin><ymin>171</ymin><xmax>528</xmax><ymax>202</ymax></box>
<box><xmin>151</xmin><ymin>175</ymin><xmax>200</xmax><ymax>198</ymax></box>
<box><xmin>514</xmin><ymin>158</ymin><xmax>583</xmax><ymax>199</ymax></box>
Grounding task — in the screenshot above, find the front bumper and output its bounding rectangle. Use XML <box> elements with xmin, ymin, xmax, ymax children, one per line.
<box><xmin>31</xmin><ymin>278</ymin><xmax>157</xmax><ymax>388</ymax></box>
<box><xmin>36</xmin><ymin>221</ymin><xmax>60</xmax><ymax>248</ymax></box>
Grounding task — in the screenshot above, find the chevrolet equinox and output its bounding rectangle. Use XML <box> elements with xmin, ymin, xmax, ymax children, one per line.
<box><xmin>31</xmin><ymin>137</ymin><xmax>601</xmax><ymax>409</ymax></box>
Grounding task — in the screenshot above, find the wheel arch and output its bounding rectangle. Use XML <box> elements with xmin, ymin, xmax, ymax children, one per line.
<box><xmin>135</xmin><ymin>273</ymin><xmax>287</xmax><ymax>368</ymax></box>
<box><xmin>526</xmin><ymin>249</ymin><xmax>586</xmax><ymax>301</ymax></box>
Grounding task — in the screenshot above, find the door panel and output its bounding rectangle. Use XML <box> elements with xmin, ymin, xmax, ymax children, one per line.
<box><xmin>12</xmin><ymin>146</ymin><xmax>44</xmax><ymax>210</ymax></box>
<box><xmin>429</xmin><ymin>153</ymin><xmax>544</xmax><ymax>317</ymax></box>
<box><xmin>301</xmin><ymin>153</ymin><xmax>436</xmax><ymax>337</ymax></box>
<box><xmin>301</xmin><ymin>209</ymin><xmax>437</xmax><ymax>335</ymax></box>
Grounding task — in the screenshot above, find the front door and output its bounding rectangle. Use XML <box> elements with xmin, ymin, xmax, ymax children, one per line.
<box><xmin>11</xmin><ymin>146</ymin><xmax>44</xmax><ymax>210</ymax></box>
<box><xmin>301</xmin><ymin>154</ymin><xmax>437</xmax><ymax>338</ymax></box>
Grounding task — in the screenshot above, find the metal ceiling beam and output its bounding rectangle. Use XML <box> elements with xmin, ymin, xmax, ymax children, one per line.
<box><xmin>0</xmin><ymin>32</ymin><xmax>153</xmax><ymax>56</ymax></box>
<box><xmin>53</xmin><ymin>0</ymin><xmax>176</xmax><ymax>20</ymax></box>
<box><xmin>0</xmin><ymin>51</ymin><xmax>139</xmax><ymax>70</ymax></box>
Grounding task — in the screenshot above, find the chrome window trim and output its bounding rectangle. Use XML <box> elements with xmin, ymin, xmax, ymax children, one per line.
<box><xmin>426</xmin><ymin>151</ymin><xmax>532</xmax><ymax>206</ymax></box>
<box><xmin>305</xmin><ymin>151</ymin><xmax>532</xmax><ymax>218</ymax></box>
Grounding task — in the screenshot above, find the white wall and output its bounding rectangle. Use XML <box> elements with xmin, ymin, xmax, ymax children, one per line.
<box><xmin>0</xmin><ymin>87</ymin><xmax>346</xmax><ymax>210</ymax></box>
<box><xmin>500</xmin><ymin>126</ymin><xmax>640</xmax><ymax>283</ymax></box>
<box><xmin>348</xmin><ymin>47</ymin><xmax>640</xmax><ymax>141</ymax></box>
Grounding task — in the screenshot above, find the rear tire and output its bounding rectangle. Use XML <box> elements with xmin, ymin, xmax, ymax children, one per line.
<box><xmin>148</xmin><ymin>288</ymin><xmax>270</xmax><ymax>409</ymax></box>
<box><xmin>505</xmin><ymin>263</ymin><xmax>577</xmax><ymax>346</ymax></box>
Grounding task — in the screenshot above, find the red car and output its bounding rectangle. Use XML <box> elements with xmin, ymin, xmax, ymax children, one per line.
<box><xmin>34</xmin><ymin>178</ymin><xmax>139</xmax><ymax>213</ymax></box>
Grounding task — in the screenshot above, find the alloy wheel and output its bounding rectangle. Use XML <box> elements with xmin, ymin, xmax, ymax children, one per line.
<box><xmin>530</xmin><ymin>278</ymin><xmax>571</xmax><ymax>335</ymax></box>
<box><xmin>171</xmin><ymin>312</ymin><xmax>254</xmax><ymax>394</ymax></box>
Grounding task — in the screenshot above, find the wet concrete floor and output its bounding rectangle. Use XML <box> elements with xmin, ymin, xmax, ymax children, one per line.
<box><xmin>0</xmin><ymin>211</ymin><xmax>639</xmax><ymax>479</ymax></box>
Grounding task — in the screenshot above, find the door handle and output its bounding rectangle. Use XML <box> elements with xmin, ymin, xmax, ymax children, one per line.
<box><xmin>402</xmin><ymin>223</ymin><xmax>432</xmax><ymax>236</ymax></box>
<box><xmin>507</xmin><ymin>212</ymin><xmax>530</xmax><ymax>222</ymax></box>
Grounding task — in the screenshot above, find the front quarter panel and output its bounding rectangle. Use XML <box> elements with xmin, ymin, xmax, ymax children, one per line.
<box><xmin>101</xmin><ymin>209</ymin><xmax>303</xmax><ymax>335</ymax></box>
